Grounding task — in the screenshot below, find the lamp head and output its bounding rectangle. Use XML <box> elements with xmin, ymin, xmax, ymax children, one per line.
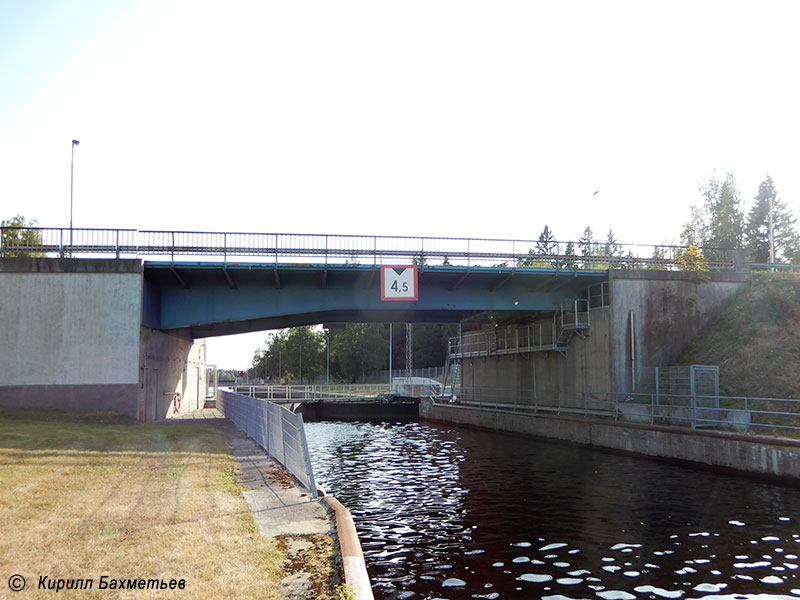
<box><xmin>72</xmin><ymin>140</ymin><xmax>80</xmax><ymax>146</ymax></box>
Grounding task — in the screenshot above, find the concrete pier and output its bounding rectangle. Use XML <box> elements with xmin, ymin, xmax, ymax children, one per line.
<box><xmin>0</xmin><ymin>258</ymin><xmax>207</xmax><ymax>420</ymax></box>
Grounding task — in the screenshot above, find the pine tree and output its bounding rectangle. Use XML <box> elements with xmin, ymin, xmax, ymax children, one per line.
<box><xmin>701</xmin><ymin>171</ymin><xmax>744</xmax><ymax>248</ymax></box>
<box><xmin>578</xmin><ymin>226</ymin><xmax>596</xmax><ymax>256</ymax></box>
<box><xmin>563</xmin><ymin>241</ymin><xmax>578</xmax><ymax>270</ymax></box>
<box><xmin>744</xmin><ymin>175</ymin><xmax>800</xmax><ymax>263</ymax></box>
<box><xmin>578</xmin><ymin>226</ymin><xmax>597</xmax><ymax>269</ymax></box>
<box><xmin>604</xmin><ymin>229</ymin><xmax>622</xmax><ymax>258</ymax></box>
<box><xmin>535</xmin><ymin>225</ymin><xmax>558</xmax><ymax>256</ymax></box>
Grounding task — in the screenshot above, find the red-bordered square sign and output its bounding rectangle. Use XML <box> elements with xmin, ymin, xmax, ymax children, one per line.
<box><xmin>380</xmin><ymin>265</ymin><xmax>418</xmax><ymax>301</ymax></box>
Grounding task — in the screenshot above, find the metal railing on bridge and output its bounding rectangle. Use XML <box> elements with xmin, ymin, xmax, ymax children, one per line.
<box><xmin>0</xmin><ymin>226</ymin><xmax>739</xmax><ymax>271</ymax></box>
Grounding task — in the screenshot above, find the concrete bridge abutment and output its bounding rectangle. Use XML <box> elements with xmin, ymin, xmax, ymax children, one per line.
<box><xmin>0</xmin><ymin>258</ymin><xmax>206</xmax><ymax>421</ymax></box>
<box><xmin>458</xmin><ymin>268</ymin><xmax>751</xmax><ymax>408</ymax></box>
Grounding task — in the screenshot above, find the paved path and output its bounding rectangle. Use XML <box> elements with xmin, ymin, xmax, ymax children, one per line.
<box><xmin>166</xmin><ymin>408</ymin><xmax>334</xmax><ymax>599</ymax></box>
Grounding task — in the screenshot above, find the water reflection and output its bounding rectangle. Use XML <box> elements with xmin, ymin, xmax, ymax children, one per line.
<box><xmin>305</xmin><ymin>420</ymin><xmax>800</xmax><ymax>600</ymax></box>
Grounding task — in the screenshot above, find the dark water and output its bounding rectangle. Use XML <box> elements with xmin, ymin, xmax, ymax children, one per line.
<box><xmin>304</xmin><ymin>420</ymin><xmax>800</xmax><ymax>600</ymax></box>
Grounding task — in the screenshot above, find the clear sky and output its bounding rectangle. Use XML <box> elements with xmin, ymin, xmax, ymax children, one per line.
<box><xmin>3</xmin><ymin>1</ymin><xmax>799</xmax><ymax>368</ymax></box>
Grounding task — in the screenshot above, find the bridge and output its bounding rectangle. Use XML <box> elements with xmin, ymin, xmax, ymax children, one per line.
<box><xmin>1</xmin><ymin>226</ymin><xmax>746</xmax><ymax>422</ymax></box>
<box><xmin>1</xmin><ymin>227</ymin><xmax>736</xmax><ymax>337</ymax></box>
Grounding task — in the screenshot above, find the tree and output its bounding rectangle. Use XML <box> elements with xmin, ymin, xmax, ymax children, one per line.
<box><xmin>650</xmin><ymin>245</ymin><xmax>669</xmax><ymax>270</ymax></box>
<box><xmin>676</xmin><ymin>244</ymin><xmax>709</xmax><ymax>272</ymax></box>
<box><xmin>744</xmin><ymin>175</ymin><xmax>800</xmax><ymax>263</ymax></box>
<box><xmin>700</xmin><ymin>171</ymin><xmax>744</xmax><ymax>248</ymax></box>
<box><xmin>250</xmin><ymin>327</ymin><xmax>325</xmax><ymax>383</ymax></box>
<box><xmin>604</xmin><ymin>229</ymin><xmax>622</xmax><ymax>259</ymax></box>
<box><xmin>563</xmin><ymin>241</ymin><xmax>578</xmax><ymax>270</ymax></box>
<box><xmin>535</xmin><ymin>225</ymin><xmax>557</xmax><ymax>255</ymax></box>
<box><xmin>519</xmin><ymin>225</ymin><xmax>559</xmax><ymax>268</ymax></box>
<box><xmin>578</xmin><ymin>226</ymin><xmax>598</xmax><ymax>268</ymax></box>
<box><xmin>680</xmin><ymin>205</ymin><xmax>706</xmax><ymax>248</ymax></box>
<box><xmin>1</xmin><ymin>215</ymin><xmax>44</xmax><ymax>257</ymax></box>
<box><xmin>409</xmin><ymin>324</ymin><xmax>457</xmax><ymax>368</ymax></box>
<box><xmin>329</xmin><ymin>324</ymin><xmax>388</xmax><ymax>382</ymax></box>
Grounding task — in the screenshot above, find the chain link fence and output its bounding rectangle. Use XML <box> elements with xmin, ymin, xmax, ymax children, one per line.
<box><xmin>218</xmin><ymin>391</ymin><xmax>317</xmax><ymax>498</ymax></box>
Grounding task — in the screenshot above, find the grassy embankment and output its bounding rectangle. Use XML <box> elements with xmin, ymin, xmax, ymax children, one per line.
<box><xmin>0</xmin><ymin>408</ymin><xmax>283</xmax><ymax>599</ymax></box>
<box><xmin>677</xmin><ymin>271</ymin><xmax>800</xmax><ymax>399</ymax></box>
<box><xmin>676</xmin><ymin>272</ymin><xmax>800</xmax><ymax>434</ymax></box>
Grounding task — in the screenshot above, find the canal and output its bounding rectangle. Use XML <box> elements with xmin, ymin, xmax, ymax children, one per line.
<box><xmin>304</xmin><ymin>419</ymin><xmax>800</xmax><ymax>600</ymax></box>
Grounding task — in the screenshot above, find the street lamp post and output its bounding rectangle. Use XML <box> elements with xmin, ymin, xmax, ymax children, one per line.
<box><xmin>69</xmin><ymin>140</ymin><xmax>80</xmax><ymax>253</ymax></box>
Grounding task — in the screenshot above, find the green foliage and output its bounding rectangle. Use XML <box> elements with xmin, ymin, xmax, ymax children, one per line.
<box><xmin>680</xmin><ymin>205</ymin><xmax>705</xmax><ymax>247</ymax></box>
<box><xmin>676</xmin><ymin>244</ymin><xmax>709</xmax><ymax>272</ymax></box>
<box><xmin>409</xmin><ymin>323</ymin><xmax>457</xmax><ymax>368</ymax></box>
<box><xmin>329</xmin><ymin>324</ymin><xmax>388</xmax><ymax>382</ymax></box>
<box><xmin>578</xmin><ymin>226</ymin><xmax>597</xmax><ymax>255</ymax></box>
<box><xmin>335</xmin><ymin>584</ymin><xmax>355</xmax><ymax>600</ymax></box>
<box><xmin>250</xmin><ymin>327</ymin><xmax>325</xmax><ymax>383</ymax></box>
<box><xmin>603</xmin><ymin>229</ymin><xmax>622</xmax><ymax>259</ymax></box>
<box><xmin>699</xmin><ymin>171</ymin><xmax>744</xmax><ymax>248</ymax></box>
<box><xmin>676</xmin><ymin>272</ymin><xmax>800</xmax><ymax>398</ymax></box>
<box><xmin>744</xmin><ymin>175</ymin><xmax>800</xmax><ymax>263</ymax></box>
<box><xmin>1</xmin><ymin>215</ymin><xmax>44</xmax><ymax>257</ymax></box>
<box><xmin>518</xmin><ymin>225</ymin><xmax>558</xmax><ymax>268</ymax></box>
<box><xmin>563</xmin><ymin>241</ymin><xmax>578</xmax><ymax>270</ymax></box>
<box><xmin>249</xmin><ymin>322</ymin><xmax>457</xmax><ymax>383</ymax></box>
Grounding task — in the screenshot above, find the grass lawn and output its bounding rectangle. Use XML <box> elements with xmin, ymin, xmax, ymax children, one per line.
<box><xmin>0</xmin><ymin>408</ymin><xmax>284</xmax><ymax>599</ymax></box>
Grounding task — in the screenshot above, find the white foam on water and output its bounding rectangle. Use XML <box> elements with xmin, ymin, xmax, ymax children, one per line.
<box><xmin>596</xmin><ymin>591</ymin><xmax>636</xmax><ymax>600</ymax></box>
<box><xmin>734</xmin><ymin>561</ymin><xmax>771</xmax><ymax>569</ymax></box>
<box><xmin>633</xmin><ymin>585</ymin><xmax>684</xmax><ymax>599</ymax></box>
<box><xmin>517</xmin><ymin>573</ymin><xmax>553</xmax><ymax>583</ymax></box>
<box><xmin>694</xmin><ymin>582</ymin><xmax>727</xmax><ymax>592</ymax></box>
<box><xmin>610</xmin><ymin>543</ymin><xmax>642</xmax><ymax>551</ymax></box>
<box><xmin>539</xmin><ymin>543</ymin><xmax>568</xmax><ymax>552</ymax></box>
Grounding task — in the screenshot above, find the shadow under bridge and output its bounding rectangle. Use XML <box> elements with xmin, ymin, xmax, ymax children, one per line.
<box><xmin>142</xmin><ymin>262</ymin><xmax>608</xmax><ymax>337</ymax></box>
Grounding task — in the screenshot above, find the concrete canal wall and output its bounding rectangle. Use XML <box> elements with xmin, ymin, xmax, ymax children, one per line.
<box><xmin>420</xmin><ymin>398</ymin><xmax>800</xmax><ymax>482</ymax></box>
<box><xmin>458</xmin><ymin>269</ymin><xmax>751</xmax><ymax>411</ymax></box>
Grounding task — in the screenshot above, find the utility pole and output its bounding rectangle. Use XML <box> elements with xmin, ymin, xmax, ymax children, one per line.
<box><xmin>406</xmin><ymin>323</ymin><xmax>413</xmax><ymax>377</ymax></box>
<box><xmin>769</xmin><ymin>194</ymin><xmax>776</xmax><ymax>268</ymax></box>
<box><xmin>324</xmin><ymin>329</ymin><xmax>330</xmax><ymax>387</ymax></box>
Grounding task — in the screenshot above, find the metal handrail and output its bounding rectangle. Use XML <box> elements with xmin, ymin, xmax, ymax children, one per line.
<box><xmin>0</xmin><ymin>226</ymin><xmax>739</xmax><ymax>270</ymax></box>
<box><xmin>443</xmin><ymin>387</ymin><xmax>800</xmax><ymax>436</ymax></box>
<box><xmin>231</xmin><ymin>384</ymin><xmax>391</xmax><ymax>401</ymax></box>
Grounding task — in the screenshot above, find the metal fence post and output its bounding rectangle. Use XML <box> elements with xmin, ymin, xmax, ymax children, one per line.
<box><xmin>296</xmin><ymin>412</ymin><xmax>318</xmax><ymax>499</ymax></box>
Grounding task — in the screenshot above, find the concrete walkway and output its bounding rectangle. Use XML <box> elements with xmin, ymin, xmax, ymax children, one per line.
<box><xmin>167</xmin><ymin>408</ymin><xmax>335</xmax><ymax>599</ymax></box>
<box><xmin>166</xmin><ymin>406</ymin><xmax>226</xmax><ymax>421</ymax></box>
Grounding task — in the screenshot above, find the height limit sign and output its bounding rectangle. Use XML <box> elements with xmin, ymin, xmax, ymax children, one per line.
<box><xmin>381</xmin><ymin>265</ymin><xmax>418</xmax><ymax>301</ymax></box>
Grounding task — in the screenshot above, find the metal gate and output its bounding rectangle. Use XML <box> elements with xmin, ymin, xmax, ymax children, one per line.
<box><xmin>655</xmin><ymin>365</ymin><xmax>720</xmax><ymax>428</ymax></box>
